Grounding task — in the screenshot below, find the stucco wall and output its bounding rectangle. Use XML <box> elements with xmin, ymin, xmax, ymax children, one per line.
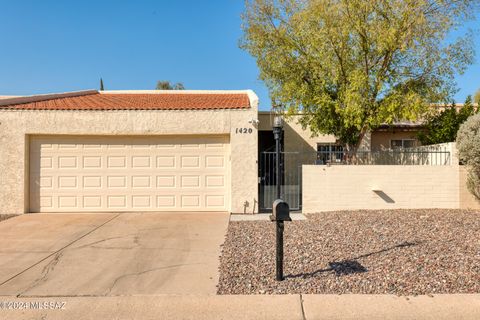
<box><xmin>303</xmin><ymin>165</ymin><xmax>460</xmax><ymax>212</ymax></box>
<box><xmin>459</xmin><ymin>166</ymin><xmax>480</xmax><ymax>210</ymax></box>
<box><xmin>258</xmin><ymin>113</ymin><xmax>336</xmax><ymax>170</ymax></box>
<box><xmin>371</xmin><ymin>130</ymin><xmax>420</xmax><ymax>150</ymax></box>
<box><xmin>0</xmin><ymin>108</ymin><xmax>258</xmax><ymax>214</ymax></box>
<box><xmin>283</xmin><ymin>117</ymin><xmax>336</xmax><ymax>154</ymax></box>
<box><xmin>260</xmin><ymin>112</ymin><xmax>425</xmax><ymax>153</ymax></box>
<box><xmin>259</xmin><ymin>112</ymin><xmax>374</xmax><ymax>155</ymax></box>
<box><xmin>258</xmin><ymin>113</ymin><xmax>336</xmax><ymax>151</ymax></box>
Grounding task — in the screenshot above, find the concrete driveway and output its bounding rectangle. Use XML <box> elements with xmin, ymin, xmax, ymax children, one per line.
<box><xmin>0</xmin><ymin>212</ymin><xmax>229</xmax><ymax>297</ymax></box>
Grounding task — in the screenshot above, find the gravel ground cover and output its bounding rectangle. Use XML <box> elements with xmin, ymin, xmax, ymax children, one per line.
<box><xmin>217</xmin><ymin>209</ymin><xmax>480</xmax><ymax>295</ymax></box>
<box><xmin>0</xmin><ymin>214</ymin><xmax>17</xmax><ymax>222</ymax></box>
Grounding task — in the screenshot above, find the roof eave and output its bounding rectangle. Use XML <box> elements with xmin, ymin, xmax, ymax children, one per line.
<box><xmin>0</xmin><ymin>90</ymin><xmax>98</xmax><ymax>107</ymax></box>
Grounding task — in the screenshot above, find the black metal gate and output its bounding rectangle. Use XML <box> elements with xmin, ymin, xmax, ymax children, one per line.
<box><xmin>258</xmin><ymin>151</ymin><xmax>302</xmax><ymax>212</ymax></box>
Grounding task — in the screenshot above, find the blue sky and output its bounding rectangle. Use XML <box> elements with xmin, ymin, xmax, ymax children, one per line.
<box><xmin>0</xmin><ymin>1</ymin><xmax>478</xmax><ymax>110</ymax></box>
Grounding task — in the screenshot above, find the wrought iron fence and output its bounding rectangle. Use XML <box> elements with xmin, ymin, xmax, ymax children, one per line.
<box><xmin>314</xmin><ymin>147</ymin><xmax>452</xmax><ymax>166</ymax></box>
<box><xmin>259</xmin><ymin>152</ymin><xmax>302</xmax><ymax>211</ymax></box>
<box><xmin>258</xmin><ymin>146</ymin><xmax>451</xmax><ymax>212</ymax></box>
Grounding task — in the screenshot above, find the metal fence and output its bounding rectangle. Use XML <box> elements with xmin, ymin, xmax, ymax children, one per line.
<box><xmin>315</xmin><ymin>147</ymin><xmax>452</xmax><ymax>166</ymax></box>
<box><xmin>259</xmin><ymin>152</ymin><xmax>302</xmax><ymax>211</ymax></box>
<box><xmin>258</xmin><ymin>145</ymin><xmax>452</xmax><ymax>212</ymax></box>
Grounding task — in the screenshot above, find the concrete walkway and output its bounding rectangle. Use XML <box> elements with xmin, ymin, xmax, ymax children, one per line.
<box><xmin>0</xmin><ymin>294</ymin><xmax>479</xmax><ymax>319</ymax></box>
<box><xmin>0</xmin><ymin>212</ymin><xmax>229</xmax><ymax>296</ymax></box>
<box><xmin>230</xmin><ymin>213</ymin><xmax>307</xmax><ymax>221</ymax></box>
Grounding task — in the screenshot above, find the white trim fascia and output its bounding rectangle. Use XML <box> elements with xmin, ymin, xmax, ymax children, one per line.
<box><xmin>100</xmin><ymin>89</ymin><xmax>253</xmax><ymax>95</ymax></box>
<box><xmin>245</xmin><ymin>90</ymin><xmax>259</xmax><ymax>109</ymax></box>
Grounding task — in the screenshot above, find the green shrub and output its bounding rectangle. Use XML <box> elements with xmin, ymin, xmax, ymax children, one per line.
<box><xmin>457</xmin><ymin>113</ymin><xmax>480</xmax><ymax>199</ymax></box>
<box><xmin>418</xmin><ymin>96</ymin><xmax>477</xmax><ymax>145</ymax></box>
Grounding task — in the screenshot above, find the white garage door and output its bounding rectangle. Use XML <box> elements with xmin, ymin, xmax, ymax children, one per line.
<box><xmin>29</xmin><ymin>135</ymin><xmax>230</xmax><ymax>212</ymax></box>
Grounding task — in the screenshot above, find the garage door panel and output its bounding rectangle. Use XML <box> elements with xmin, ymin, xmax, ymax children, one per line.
<box><xmin>205</xmin><ymin>195</ymin><xmax>225</xmax><ymax>208</ymax></box>
<box><xmin>83</xmin><ymin>176</ymin><xmax>102</xmax><ymax>188</ymax></box>
<box><xmin>83</xmin><ymin>156</ymin><xmax>102</xmax><ymax>168</ymax></box>
<box><xmin>30</xmin><ymin>135</ymin><xmax>230</xmax><ymax>212</ymax></box>
<box><xmin>83</xmin><ymin>196</ymin><xmax>102</xmax><ymax>208</ymax></box>
<box><xmin>205</xmin><ymin>175</ymin><xmax>225</xmax><ymax>188</ymax></box>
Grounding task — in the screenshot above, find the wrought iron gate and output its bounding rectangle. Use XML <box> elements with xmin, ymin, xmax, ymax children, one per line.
<box><xmin>258</xmin><ymin>151</ymin><xmax>302</xmax><ymax>212</ymax></box>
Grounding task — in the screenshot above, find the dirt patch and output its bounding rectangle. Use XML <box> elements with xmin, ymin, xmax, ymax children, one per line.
<box><xmin>217</xmin><ymin>209</ymin><xmax>480</xmax><ymax>295</ymax></box>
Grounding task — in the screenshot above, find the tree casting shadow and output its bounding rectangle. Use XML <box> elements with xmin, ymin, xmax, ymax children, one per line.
<box><xmin>285</xmin><ymin>241</ymin><xmax>421</xmax><ymax>279</ymax></box>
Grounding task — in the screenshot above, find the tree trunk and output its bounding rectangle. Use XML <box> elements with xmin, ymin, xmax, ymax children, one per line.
<box><xmin>346</xmin><ymin>129</ymin><xmax>367</xmax><ymax>164</ymax></box>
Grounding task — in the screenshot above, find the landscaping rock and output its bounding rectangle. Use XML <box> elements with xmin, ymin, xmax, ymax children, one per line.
<box><xmin>217</xmin><ymin>209</ymin><xmax>480</xmax><ymax>295</ymax></box>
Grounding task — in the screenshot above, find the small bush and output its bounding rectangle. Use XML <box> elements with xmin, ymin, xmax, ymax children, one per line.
<box><xmin>457</xmin><ymin>113</ymin><xmax>480</xmax><ymax>199</ymax></box>
<box><xmin>467</xmin><ymin>169</ymin><xmax>480</xmax><ymax>200</ymax></box>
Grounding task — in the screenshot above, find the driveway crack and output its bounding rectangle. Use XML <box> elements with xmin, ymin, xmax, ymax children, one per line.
<box><xmin>300</xmin><ymin>294</ymin><xmax>307</xmax><ymax>320</ymax></box>
<box><xmin>104</xmin><ymin>263</ymin><xmax>203</xmax><ymax>296</ymax></box>
<box><xmin>73</xmin><ymin>234</ymin><xmax>138</xmax><ymax>250</ymax></box>
<box><xmin>17</xmin><ymin>251</ymin><xmax>64</xmax><ymax>297</ymax></box>
<box><xmin>0</xmin><ymin>213</ymin><xmax>121</xmax><ymax>291</ymax></box>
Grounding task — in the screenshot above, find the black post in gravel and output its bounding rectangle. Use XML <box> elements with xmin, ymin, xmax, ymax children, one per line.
<box><xmin>276</xmin><ymin>220</ymin><xmax>284</xmax><ymax>281</ymax></box>
<box><xmin>274</xmin><ymin>118</ymin><xmax>282</xmax><ymax>201</ymax></box>
<box><xmin>271</xmin><ymin>116</ymin><xmax>290</xmax><ymax>281</ymax></box>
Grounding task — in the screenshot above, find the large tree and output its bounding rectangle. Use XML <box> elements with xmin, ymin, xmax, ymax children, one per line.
<box><xmin>156</xmin><ymin>81</ymin><xmax>185</xmax><ymax>90</ymax></box>
<box><xmin>241</xmin><ymin>0</ymin><xmax>476</xmax><ymax>153</ymax></box>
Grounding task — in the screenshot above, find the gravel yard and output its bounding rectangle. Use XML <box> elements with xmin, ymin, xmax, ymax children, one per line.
<box><xmin>217</xmin><ymin>209</ymin><xmax>480</xmax><ymax>295</ymax></box>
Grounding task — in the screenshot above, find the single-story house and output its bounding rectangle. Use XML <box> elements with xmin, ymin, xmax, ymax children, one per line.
<box><xmin>0</xmin><ymin>89</ymin><xmax>474</xmax><ymax>215</ymax></box>
<box><xmin>0</xmin><ymin>90</ymin><xmax>259</xmax><ymax>214</ymax></box>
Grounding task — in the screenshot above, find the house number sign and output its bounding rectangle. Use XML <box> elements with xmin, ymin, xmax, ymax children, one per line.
<box><xmin>235</xmin><ymin>128</ymin><xmax>253</xmax><ymax>134</ymax></box>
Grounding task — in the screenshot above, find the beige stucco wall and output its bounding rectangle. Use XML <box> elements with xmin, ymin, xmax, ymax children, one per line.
<box><xmin>0</xmin><ymin>108</ymin><xmax>258</xmax><ymax>214</ymax></box>
<box><xmin>303</xmin><ymin>165</ymin><xmax>460</xmax><ymax>212</ymax></box>
<box><xmin>259</xmin><ymin>113</ymin><xmax>336</xmax><ymax>169</ymax></box>
<box><xmin>459</xmin><ymin>166</ymin><xmax>480</xmax><ymax>210</ymax></box>
<box><xmin>283</xmin><ymin>117</ymin><xmax>336</xmax><ymax>155</ymax></box>
<box><xmin>259</xmin><ymin>112</ymin><xmax>373</xmax><ymax>154</ymax></box>
<box><xmin>371</xmin><ymin>130</ymin><xmax>420</xmax><ymax>150</ymax></box>
<box><xmin>259</xmin><ymin>113</ymin><xmax>336</xmax><ymax>152</ymax></box>
<box><xmin>260</xmin><ymin>112</ymin><xmax>427</xmax><ymax>153</ymax></box>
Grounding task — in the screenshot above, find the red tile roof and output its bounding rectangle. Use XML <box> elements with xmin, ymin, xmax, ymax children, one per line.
<box><xmin>0</xmin><ymin>91</ymin><xmax>251</xmax><ymax>110</ymax></box>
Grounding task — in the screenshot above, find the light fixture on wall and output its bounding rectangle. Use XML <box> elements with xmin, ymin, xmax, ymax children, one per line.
<box><xmin>248</xmin><ymin>118</ymin><xmax>259</xmax><ymax>126</ymax></box>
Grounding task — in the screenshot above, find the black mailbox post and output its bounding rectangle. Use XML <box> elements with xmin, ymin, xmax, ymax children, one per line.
<box><xmin>270</xmin><ymin>199</ymin><xmax>291</xmax><ymax>281</ymax></box>
<box><xmin>270</xmin><ymin>199</ymin><xmax>291</xmax><ymax>222</ymax></box>
<box><xmin>271</xmin><ymin>115</ymin><xmax>291</xmax><ymax>281</ymax></box>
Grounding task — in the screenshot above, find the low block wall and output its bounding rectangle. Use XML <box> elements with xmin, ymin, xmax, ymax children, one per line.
<box><xmin>302</xmin><ymin>165</ymin><xmax>460</xmax><ymax>212</ymax></box>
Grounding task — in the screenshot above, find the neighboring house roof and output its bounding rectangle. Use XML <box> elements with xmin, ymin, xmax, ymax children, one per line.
<box><xmin>377</xmin><ymin>122</ymin><xmax>424</xmax><ymax>130</ymax></box>
<box><xmin>0</xmin><ymin>96</ymin><xmax>21</xmax><ymax>99</ymax></box>
<box><xmin>0</xmin><ymin>90</ymin><xmax>254</xmax><ymax>111</ymax></box>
